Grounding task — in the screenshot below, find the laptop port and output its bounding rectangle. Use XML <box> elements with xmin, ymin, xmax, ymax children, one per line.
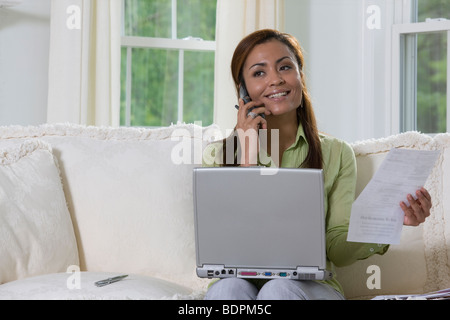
<box><xmin>278</xmin><ymin>272</ymin><xmax>288</xmax><ymax>277</ymax></box>
<box><xmin>264</xmin><ymin>272</ymin><xmax>272</xmax><ymax>276</ymax></box>
<box><xmin>240</xmin><ymin>271</ymin><xmax>258</xmax><ymax>276</ymax></box>
<box><xmin>228</xmin><ymin>269</ymin><xmax>234</xmax><ymax>275</ymax></box>
<box><xmin>207</xmin><ymin>270</ymin><xmax>214</xmax><ymax>277</ymax></box>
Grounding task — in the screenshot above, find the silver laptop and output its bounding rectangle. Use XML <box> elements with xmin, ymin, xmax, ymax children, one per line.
<box><xmin>193</xmin><ymin>167</ymin><xmax>332</xmax><ymax>281</ymax></box>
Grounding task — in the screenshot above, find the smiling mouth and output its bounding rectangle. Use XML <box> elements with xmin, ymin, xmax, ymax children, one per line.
<box><xmin>267</xmin><ymin>91</ymin><xmax>289</xmax><ymax>99</ymax></box>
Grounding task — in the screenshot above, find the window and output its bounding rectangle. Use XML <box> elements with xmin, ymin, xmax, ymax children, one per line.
<box><xmin>393</xmin><ymin>0</ymin><xmax>450</xmax><ymax>134</ymax></box>
<box><xmin>120</xmin><ymin>0</ymin><xmax>217</xmax><ymax>127</ymax></box>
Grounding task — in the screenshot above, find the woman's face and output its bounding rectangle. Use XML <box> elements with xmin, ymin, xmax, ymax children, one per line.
<box><xmin>242</xmin><ymin>39</ymin><xmax>303</xmax><ymax>117</ymax></box>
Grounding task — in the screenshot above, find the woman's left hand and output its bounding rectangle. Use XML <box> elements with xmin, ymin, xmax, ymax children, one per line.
<box><xmin>400</xmin><ymin>187</ymin><xmax>432</xmax><ymax>226</ymax></box>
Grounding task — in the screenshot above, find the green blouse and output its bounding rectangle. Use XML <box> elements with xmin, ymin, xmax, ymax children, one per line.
<box><xmin>202</xmin><ymin>124</ymin><xmax>389</xmax><ymax>296</ymax></box>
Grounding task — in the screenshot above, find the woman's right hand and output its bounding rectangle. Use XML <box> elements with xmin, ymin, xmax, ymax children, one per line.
<box><xmin>235</xmin><ymin>98</ymin><xmax>267</xmax><ymax>166</ymax></box>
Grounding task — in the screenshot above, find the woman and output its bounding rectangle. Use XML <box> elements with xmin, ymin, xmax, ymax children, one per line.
<box><xmin>202</xmin><ymin>29</ymin><xmax>432</xmax><ymax>300</ymax></box>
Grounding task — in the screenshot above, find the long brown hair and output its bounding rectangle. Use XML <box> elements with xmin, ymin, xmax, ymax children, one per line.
<box><xmin>222</xmin><ymin>29</ymin><xmax>323</xmax><ymax>169</ymax></box>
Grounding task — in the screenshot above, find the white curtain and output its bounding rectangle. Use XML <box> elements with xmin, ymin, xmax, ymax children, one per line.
<box><xmin>213</xmin><ymin>0</ymin><xmax>285</xmax><ymax>133</ymax></box>
<box><xmin>47</xmin><ymin>0</ymin><xmax>121</xmax><ymax>126</ymax></box>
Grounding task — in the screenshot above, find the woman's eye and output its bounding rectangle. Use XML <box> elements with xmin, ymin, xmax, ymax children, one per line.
<box><xmin>280</xmin><ymin>65</ymin><xmax>292</xmax><ymax>71</ymax></box>
<box><xmin>253</xmin><ymin>71</ymin><xmax>264</xmax><ymax>77</ymax></box>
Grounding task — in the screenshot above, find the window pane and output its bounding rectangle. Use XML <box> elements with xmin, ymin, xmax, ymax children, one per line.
<box><xmin>417</xmin><ymin>0</ymin><xmax>450</xmax><ymax>22</ymax></box>
<box><xmin>121</xmin><ymin>48</ymin><xmax>179</xmax><ymax>127</ymax></box>
<box><xmin>123</xmin><ymin>0</ymin><xmax>172</xmax><ymax>38</ymax></box>
<box><xmin>416</xmin><ymin>32</ymin><xmax>447</xmax><ymax>133</ymax></box>
<box><xmin>121</xmin><ymin>0</ymin><xmax>217</xmax><ymax>128</ymax></box>
<box><xmin>120</xmin><ymin>47</ymin><xmax>127</xmax><ymax>126</ymax></box>
<box><xmin>400</xmin><ymin>34</ymin><xmax>417</xmax><ymax>132</ymax></box>
<box><xmin>177</xmin><ymin>0</ymin><xmax>217</xmax><ymax>40</ymax></box>
<box><xmin>183</xmin><ymin>51</ymin><xmax>215</xmax><ymax>125</ymax></box>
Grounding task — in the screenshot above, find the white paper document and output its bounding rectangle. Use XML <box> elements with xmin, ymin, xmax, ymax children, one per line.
<box><xmin>347</xmin><ymin>148</ymin><xmax>440</xmax><ymax>245</ymax></box>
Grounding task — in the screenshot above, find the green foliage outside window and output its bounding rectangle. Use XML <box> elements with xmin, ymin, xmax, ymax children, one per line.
<box><xmin>120</xmin><ymin>0</ymin><xmax>217</xmax><ymax>127</ymax></box>
<box><xmin>416</xmin><ymin>0</ymin><xmax>449</xmax><ymax>133</ymax></box>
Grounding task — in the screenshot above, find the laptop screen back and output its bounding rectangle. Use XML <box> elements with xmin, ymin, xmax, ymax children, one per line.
<box><xmin>193</xmin><ymin>167</ymin><xmax>327</xmax><ymax>270</ymax></box>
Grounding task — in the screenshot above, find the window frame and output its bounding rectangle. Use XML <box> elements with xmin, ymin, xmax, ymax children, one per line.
<box><xmin>391</xmin><ymin>1</ymin><xmax>450</xmax><ymax>134</ymax></box>
<box><xmin>120</xmin><ymin>0</ymin><xmax>216</xmax><ymax>127</ymax></box>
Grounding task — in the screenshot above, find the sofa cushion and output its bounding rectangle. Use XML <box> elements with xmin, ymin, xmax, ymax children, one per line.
<box><xmin>0</xmin><ymin>272</ymin><xmax>203</xmax><ymax>300</ymax></box>
<box><xmin>0</xmin><ymin>140</ymin><xmax>79</xmax><ymax>284</ymax></box>
<box><xmin>0</xmin><ymin>123</ymin><xmax>220</xmax><ymax>291</ymax></box>
<box><xmin>336</xmin><ymin>132</ymin><xmax>450</xmax><ymax>299</ymax></box>
<box><xmin>430</xmin><ymin>133</ymin><xmax>450</xmax><ymax>291</ymax></box>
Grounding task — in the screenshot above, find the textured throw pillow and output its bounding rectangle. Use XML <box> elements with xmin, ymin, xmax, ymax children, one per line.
<box><xmin>336</xmin><ymin>132</ymin><xmax>448</xmax><ymax>299</ymax></box>
<box><xmin>0</xmin><ymin>140</ymin><xmax>79</xmax><ymax>284</ymax></box>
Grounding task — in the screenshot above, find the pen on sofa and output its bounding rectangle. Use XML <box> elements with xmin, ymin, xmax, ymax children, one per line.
<box><xmin>95</xmin><ymin>274</ymin><xmax>128</xmax><ymax>287</ymax></box>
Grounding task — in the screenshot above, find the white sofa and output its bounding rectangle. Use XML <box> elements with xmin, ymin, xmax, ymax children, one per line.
<box><xmin>0</xmin><ymin>123</ymin><xmax>448</xmax><ymax>300</ymax></box>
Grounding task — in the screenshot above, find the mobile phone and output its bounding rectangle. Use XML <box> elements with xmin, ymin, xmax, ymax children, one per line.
<box><xmin>239</xmin><ymin>83</ymin><xmax>252</xmax><ymax>104</ymax></box>
<box><xmin>237</xmin><ymin>82</ymin><xmax>265</xmax><ymax>119</ymax></box>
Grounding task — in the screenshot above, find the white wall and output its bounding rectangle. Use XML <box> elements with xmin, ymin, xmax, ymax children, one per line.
<box><xmin>0</xmin><ymin>0</ymin><xmax>51</xmax><ymax>126</ymax></box>
<box><xmin>285</xmin><ymin>0</ymin><xmax>395</xmax><ymax>143</ymax></box>
<box><xmin>0</xmin><ymin>0</ymin><xmax>395</xmax><ymax>142</ymax></box>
